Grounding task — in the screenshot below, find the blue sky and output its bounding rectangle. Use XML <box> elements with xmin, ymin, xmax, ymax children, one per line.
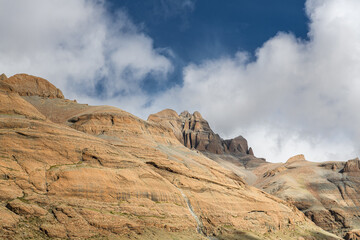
<box><xmin>106</xmin><ymin>0</ymin><xmax>309</xmax><ymax>94</ymax></box>
<box><xmin>1</xmin><ymin>0</ymin><xmax>360</xmax><ymax>163</ymax></box>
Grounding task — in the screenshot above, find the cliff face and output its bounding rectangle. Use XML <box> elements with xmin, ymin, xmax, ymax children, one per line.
<box><xmin>148</xmin><ymin>109</ymin><xmax>255</xmax><ymax>156</ymax></box>
<box><xmin>0</xmin><ymin>74</ymin><xmax>338</xmax><ymax>240</ymax></box>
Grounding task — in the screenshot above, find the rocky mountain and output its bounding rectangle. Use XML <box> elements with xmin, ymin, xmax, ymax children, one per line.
<box><xmin>254</xmin><ymin>155</ymin><xmax>360</xmax><ymax>238</ymax></box>
<box><xmin>0</xmin><ymin>73</ymin><xmax>339</xmax><ymax>239</ymax></box>
<box><xmin>149</xmin><ymin>110</ymin><xmax>360</xmax><ymax>239</ymax></box>
<box><xmin>148</xmin><ymin>109</ymin><xmax>266</xmax><ymax>175</ymax></box>
<box><xmin>148</xmin><ymin>109</ymin><xmax>254</xmax><ymax>156</ymax></box>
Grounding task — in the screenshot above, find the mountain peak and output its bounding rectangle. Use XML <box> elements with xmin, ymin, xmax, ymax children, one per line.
<box><xmin>149</xmin><ymin>109</ymin><xmax>255</xmax><ymax>156</ymax></box>
<box><xmin>0</xmin><ymin>73</ymin><xmax>64</xmax><ymax>99</ymax></box>
<box><xmin>343</xmin><ymin>158</ymin><xmax>360</xmax><ymax>172</ymax></box>
<box><xmin>286</xmin><ymin>154</ymin><xmax>306</xmax><ymax>164</ymax></box>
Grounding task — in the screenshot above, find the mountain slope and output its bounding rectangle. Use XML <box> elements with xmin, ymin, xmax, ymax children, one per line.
<box><xmin>0</xmin><ymin>74</ymin><xmax>339</xmax><ymax>239</ymax></box>
<box><xmin>254</xmin><ymin>155</ymin><xmax>360</xmax><ymax>238</ymax></box>
<box><xmin>149</xmin><ymin>109</ymin><xmax>360</xmax><ymax>239</ymax></box>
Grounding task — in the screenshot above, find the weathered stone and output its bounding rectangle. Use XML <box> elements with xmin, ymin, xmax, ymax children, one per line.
<box><xmin>1</xmin><ymin>73</ymin><xmax>64</xmax><ymax>98</ymax></box>
<box><xmin>6</xmin><ymin>199</ymin><xmax>48</xmax><ymax>216</ymax></box>
<box><xmin>0</xmin><ymin>75</ymin><xmax>340</xmax><ymax>240</ymax></box>
<box><xmin>343</xmin><ymin>158</ymin><xmax>360</xmax><ymax>172</ymax></box>
<box><xmin>345</xmin><ymin>230</ymin><xmax>360</xmax><ymax>240</ymax></box>
<box><xmin>286</xmin><ymin>154</ymin><xmax>306</xmax><ymax>164</ymax></box>
<box><xmin>255</xmin><ymin>154</ymin><xmax>360</xmax><ymax>237</ymax></box>
<box><xmin>0</xmin><ymin>73</ymin><xmax>7</xmax><ymax>81</ymax></box>
<box><xmin>148</xmin><ymin>110</ymin><xmax>256</xmax><ymax>156</ymax></box>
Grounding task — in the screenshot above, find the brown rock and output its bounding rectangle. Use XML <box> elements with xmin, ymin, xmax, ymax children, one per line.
<box><xmin>255</xmin><ymin>155</ymin><xmax>360</xmax><ymax>237</ymax></box>
<box><xmin>225</xmin><ymin>136</ymin><xmax>249</xmax><ymax>154</ymax></box>
<box><xmin>6</xmin><ymin>199</ymin><xmax>48</xmax><ymax>217</ymax></box>
<box><xmin>148</xmin><ymin>110</ymin><xmax>256</xmax><ymax>156</ymax></box>
<box><xmin>0</xmin><ymin>73</ymin><xmax>7</xmax><ymax>81</ymax></box>
<box><xmin>343</xmin><ymin>158</ymin><xmax>360</xmax><ymax>172</ymax></box>
<box><xmin>0</xmin><ymin>206</ymin><xmax>20</xmax><ymax>231</ymax></box>
<box><xmin>0</xmin><ymin>91</ymin><xmax>46</xmax><ymax>120</ymax></box>
<box><xmin>345</xmin><ymin>230</ymin><xmax>360</xmax><ymax>240</ymax></box>
<box><xmin>40</xmin><ymin>223</ymin><xmax>67</xmax><ymax>238</ymax></box>
<box><xmin>0</xmin><ymin>75</ymin><xmax>340</xmax><ymax>239</ymax></box>
<box><xmin>1</xmin><ymin>73</ymin><xmax>64</xmax><ymax>98</ymax></box>
<box><xmin>286</xmin><ymin>154</ymin><xmax>306</xmax><ymax>164</ymax></box>
<box><xmin>248</xmin><ymin>147</ymin><xmax>254</xmax><ymax>156</ymax></box>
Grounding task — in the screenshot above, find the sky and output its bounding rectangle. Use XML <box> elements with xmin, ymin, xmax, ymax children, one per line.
<box><xmin>0</xmin><ymin>0</ymin><xmax>360</xmax><ymax>163</ymax></box>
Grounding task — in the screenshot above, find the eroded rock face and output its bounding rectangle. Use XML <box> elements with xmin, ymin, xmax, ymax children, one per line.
<box><xmin>0</xmin><ymin>75</ymin><xmax>338</xmax><ymax>240</ymax></box>
<box><xmin>345</xmin><ymin>230</ymin><xmax>360</xmax><ymax>240</ymax></box>
<box><xmin>0</xmin><ymin>73</ymin><xmax>64</xmax><ymax>99</ymax></box>
<box><xmin>286</xmin><ymin>154</ymin><xmax>306</xmax><ymax>164</ymax></box>
<box><xmin>343</xmin><ymin>158</ymin><xmax>360</xmax><ymax>172</ymax></box>
<box><xmin>148</xmin><ymin>110</ymin><xmax>254</xmax><ymax>156</ymax></box>
<box><xmin>255</xmin><ymin>154</ymin><xmax>360</xmax><ymax>238</ymax></box>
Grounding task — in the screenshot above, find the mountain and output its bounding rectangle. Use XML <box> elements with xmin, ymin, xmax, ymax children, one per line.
<box><xmin>148</xmin><ymin>109</ymin><xmax>266</xmax><ymax>176</ymax></box>
<box><xmin>254</xmin><ymin>155</ymin><xmax>360</xmax><ymax>238</ymax></box>
<box><xmin>148</xmin><ymin>109</ymin><xmax>254</xmax><ymax>155</ymax></box>
<box><xmin>0</xmin><ymin>73</ymin><xmax>339</xmax><ymax>239</ymax></box>
<box><xmin>149</xmin><ymin>110</ymin><xmax>360</xmax><ymax>239</ymax></box>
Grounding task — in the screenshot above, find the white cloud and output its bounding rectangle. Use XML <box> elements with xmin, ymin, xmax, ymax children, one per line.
<box><xmin>2</xmin><ymin>0</ymin><xmax>360</xmax><ymax>163</ymax></box>
<box><xmin>151</xmin><ymin>0</ymin><xmax>360</xmax><ymax>162</ymax></box>
<box><xmin>0</xmin><ymin>0</ymin><xmax>172</xmax><ymax>100</ymax></box>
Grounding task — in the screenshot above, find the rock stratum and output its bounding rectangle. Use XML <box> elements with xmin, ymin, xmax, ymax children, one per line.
<box><xmin>148</xmin><ymin>111</ymin><xmax>360</xmax><ymax>239</ymax></box>
<box><xmin>148</xmin><ymin>109</ymin><xmax>254</xmax><ymax>156</ymax></box>
<box><xmin>254</xmin><ymin>155</ymin><xmax>360</xmax><ymax>239</ymax></box>
<box><xmin>0</xmin><ymin>73</ymin><xmax>341</xmax><ymax>239</ymax></box>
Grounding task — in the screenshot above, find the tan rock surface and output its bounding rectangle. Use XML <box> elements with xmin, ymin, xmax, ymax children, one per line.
<box><xmin>1</xmin><ymin>73</ymin><xmax>64</xmax><ymax>99</ymax></box>
<box><xmin>0</xmin><ymin>75</ymin><xmax>340</xmax><ymax>239</ymax></box>
<box><xmin>254</xmin><ymin>155</ymin><xmax>360</xmax><ymax>238</ymax></box>
<box><xmin>148</xmin><ymin>109</ymin><xmax>263</xmax><ymax>161</ymax></box>
<box><xmin>345</xmin><ymin>229</ymin><xmax>360</xmax><ymax>240</ymax></box>
<box><xmin>343</xmin><ymin>158</ymin><xmax>360</xmax><ymax>173</ymax></box>
<box><xmin>150</xmin><ymin>109</ymin><xmax>360</xmax><ymax>238</ymax></box>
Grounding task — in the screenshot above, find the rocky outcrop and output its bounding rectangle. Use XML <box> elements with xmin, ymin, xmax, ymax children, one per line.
<box><xmin>148</xmin><ymin>110</ymin><xmax>254</xmax><ymax>155</ymax></box>
<box><xmin>0</xmin><ymin>73</ymin><xmax>64</xmax><ymax>98</ymax></box>
<box><xmin>343</xmin><ymin>158</ymin><xmax>360</xmax><ymax>172</ymax></box>
<box><xmin>345</xmin><ymin>230</ymin><xmax>360</xmax><ymax>240</ymax></box>
<box><xmin>255</xmin><ymin>155</ymin><xmax>360</xmax><ymax>238</ymax></box>
<box><xmin>0</xmin><ymin>74</ymin><xmax>339</xmax><ymax>239</ymax></box>
<box><xmin>0</xmin><ymin>73</ymin><xmax>7</xmax><ymax>81</ymax></box>
<box><xmin>286</xmin><ymin>154</ymin><xmax>306</xmax><ymax>164</ymax></box>
<box><xmin>0</xmin><ymin>91</ymin><xmax>46</xmax><ymax>120</ymax></box>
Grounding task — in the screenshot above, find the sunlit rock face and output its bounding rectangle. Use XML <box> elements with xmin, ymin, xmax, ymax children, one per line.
<box><xmin>0</xmin><ymin>73</ymin><xmax>339</xmax><ymax>240</ymax></box>
<box><xmin>0</xmin><ymin>73</ymin><xmax>64</xmax><ymax>99</ymax></box>
<box><xmin>150</xmin><ymin>107</ymin><xmax>360</xmax><ymax>239</ymax></box>
<box><xmin>254</xmin><ymin>155</ymin><xmax>360</xmax><ymax>238</ymax></box>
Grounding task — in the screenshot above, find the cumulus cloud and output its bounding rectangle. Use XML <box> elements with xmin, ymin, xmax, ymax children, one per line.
<box><xmin>1</xmin><ymin>0</ymin><xmax>360</xmax><ymax>163</ymax></box>
<box><xmin>151</xmin><ymin>0</ymin><xmax>360</xmax><ymax>162</ymax></box>
<box><xmin>0</xmin><ymin>0</ymin><xmax>172</xmax><ymax>102</ymax></box>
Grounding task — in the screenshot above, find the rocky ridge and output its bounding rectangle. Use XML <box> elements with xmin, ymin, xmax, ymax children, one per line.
<box><xmin>149</xmin><ymin>108</ymin><xmax>360</xmax><ymax>239</ymax></box>
<box><xmin>0</xmin><ymin>74</ymin><xmax>339</xmax><ymax>239</ymax></box>
<box><xmin>254</xmin><ymin>155</ymin><xmax>360</xmax><ymax>238</ymax></box>
<box><xmin>148</xmin><ymin>109</ymin><xmax>254</xmax><ymax>156</ymax></box>
<box><xmin>0</xmin><ymin>74</ymin><xmax>64</xmax><ymax>99</ymax></box>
